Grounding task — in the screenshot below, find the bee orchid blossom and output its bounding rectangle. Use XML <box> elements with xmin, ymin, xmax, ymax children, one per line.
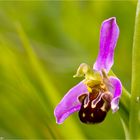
<box><xmin>54</xmin><ymin>17</ymin><xmax>122</xmax><ymax>124</ymax></box>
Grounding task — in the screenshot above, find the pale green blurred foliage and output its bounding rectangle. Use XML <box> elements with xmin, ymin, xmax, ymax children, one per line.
<box><xmin>0</xmin><ymin>1</ymin><xmax>136</xmax><ymax>139</ymax></box>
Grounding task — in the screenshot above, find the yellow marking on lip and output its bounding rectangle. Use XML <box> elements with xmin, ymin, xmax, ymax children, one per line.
<box><xmin>100</xmin><ymin>103</ymin><xmax>106</xmax><ymax>111</ymax></box>
<box><xmin>91</xmin><ymin>104</ymin><xmax>96</xmax><ymax>109</ymax></box>
<box><xmin>82</xmin><ymin>113</ymin><xmax>86</xmax><ymax>117</ymax></box>
<box><xmin>91</xmin><ymin>113</ymin><xmax>94</xmax><ymax>117</ymax></box>
<box><xmin>84</xmin><ymin>104</ymin><xmax>88</xmax><ymax>108</ymax></box>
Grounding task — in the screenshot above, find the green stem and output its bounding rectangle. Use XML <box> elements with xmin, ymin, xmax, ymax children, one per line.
<box><xmin>121</xmin><ymin>119</ymin><xmax>130</xmax><ymax>140</ymax></box>
<box><xmin>110</xmin><ymin>71</ymin><xmax>130</xmax><ymax>113</ymax></box>
<box><xmin>130</xmin><ymin>0</ymin><xmax>140</xmax><ymax>139</ymax></box>
<box><xmin>119</xmin><ymin>87</ymin><xmax>130</xmax><ymax>132</ymax></box>
<box><xmin>110</xmin><ymin>70</ymin><xmax>130</xmax><ymax>139</ymax></box>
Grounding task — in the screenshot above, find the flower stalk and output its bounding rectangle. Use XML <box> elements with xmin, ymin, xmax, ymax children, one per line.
<box><xmin>130</xmin><ymin>0</ymin><xmax>140</xmax><ymax>138</ymax></box>
<box><xmin>109</xmin><ymin>70</ymin><xmax>130</xmax><ymax>139</ymax></box>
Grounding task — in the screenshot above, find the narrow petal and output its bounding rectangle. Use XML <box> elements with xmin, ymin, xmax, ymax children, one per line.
<box><xmin>54</xmin><ymin>81</ymin><xmax>88</xmax><ymax>124</ymax></box>
<box><xmin>109</xmin><ymin>76</ymin><xmax>122</xmax><ymax>112</ymax></box>
<box><xmin>93</xmin><ymin>17</ymin><xmax>119</xmax><ymax>73</ymax></box>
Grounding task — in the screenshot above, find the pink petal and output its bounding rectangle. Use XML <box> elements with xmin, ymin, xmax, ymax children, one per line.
<box><xmin>109</xmin><ymin>76</ymin><xmax>122</xmax><ymax>112</ymax></box>
<box><xmin>93</xmin><ymin>17</ymin><xmax>119</xmax><ymax>73</ymax></box>
<box><xmin>54</xmin><ymin>81</ymin><xmax>88</xmax><ymax>124</ymax></box>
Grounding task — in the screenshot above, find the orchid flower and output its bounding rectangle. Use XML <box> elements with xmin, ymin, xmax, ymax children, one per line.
<box><xmin>54</xmin><ymin>17</ymin><xmax>122</xmax><ymax>124</ymax></box>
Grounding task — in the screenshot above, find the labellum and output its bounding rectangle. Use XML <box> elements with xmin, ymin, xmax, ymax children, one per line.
<box><xmin>78</xmin><ymin>82</ymin><xmax>113</xmax><ymax>124</ymax></box>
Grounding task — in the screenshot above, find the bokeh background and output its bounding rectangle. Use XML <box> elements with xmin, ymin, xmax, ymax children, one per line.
<box><xmin>0</xmin><ymin>1</ymin><xmax>136</xmax><ymax>139</ymax></box>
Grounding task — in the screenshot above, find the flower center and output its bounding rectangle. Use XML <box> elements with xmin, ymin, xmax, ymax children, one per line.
<box><xmin>78</xmin><ymin>82</ymin><xmax>112</xmax><ymax>124</ymax></box>
<box><xmin>74</xmin><ymin>63</ymin><xmax>113</xmax><ymax>124</ymax></box>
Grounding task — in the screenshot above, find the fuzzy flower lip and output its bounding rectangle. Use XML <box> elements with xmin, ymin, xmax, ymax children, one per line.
<box><xmin>54</xmin><ymin>17</ymin><xmax>122</xmax><ymax>124</ymax></box>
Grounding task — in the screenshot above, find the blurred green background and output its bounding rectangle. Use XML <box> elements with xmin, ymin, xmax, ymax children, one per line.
<box><xmin>0</xmin><ymin>1</ymin><xmax>136</xmax><ymax>139</ymax></box>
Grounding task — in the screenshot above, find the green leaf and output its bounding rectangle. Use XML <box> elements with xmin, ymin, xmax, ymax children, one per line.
<box><xmin>16</xmin><ymin>23</ymin><xmax>86</xmax><ymax>139</ymax></box>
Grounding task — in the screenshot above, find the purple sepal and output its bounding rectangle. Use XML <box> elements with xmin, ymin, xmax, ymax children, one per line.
<box><xmin>54</xmin><ymin>81</ymin><xmax>88</xmax><ymax>124</ymax></box>
<box><xmin>93</xmin><ymin>17</ymin><xmax>119</xmax><ymax>73</ymax></box>
<box><xmin>109</xmin><ymin>76</ymin><xmax>122</xmax><ymax>112</ymax></box>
